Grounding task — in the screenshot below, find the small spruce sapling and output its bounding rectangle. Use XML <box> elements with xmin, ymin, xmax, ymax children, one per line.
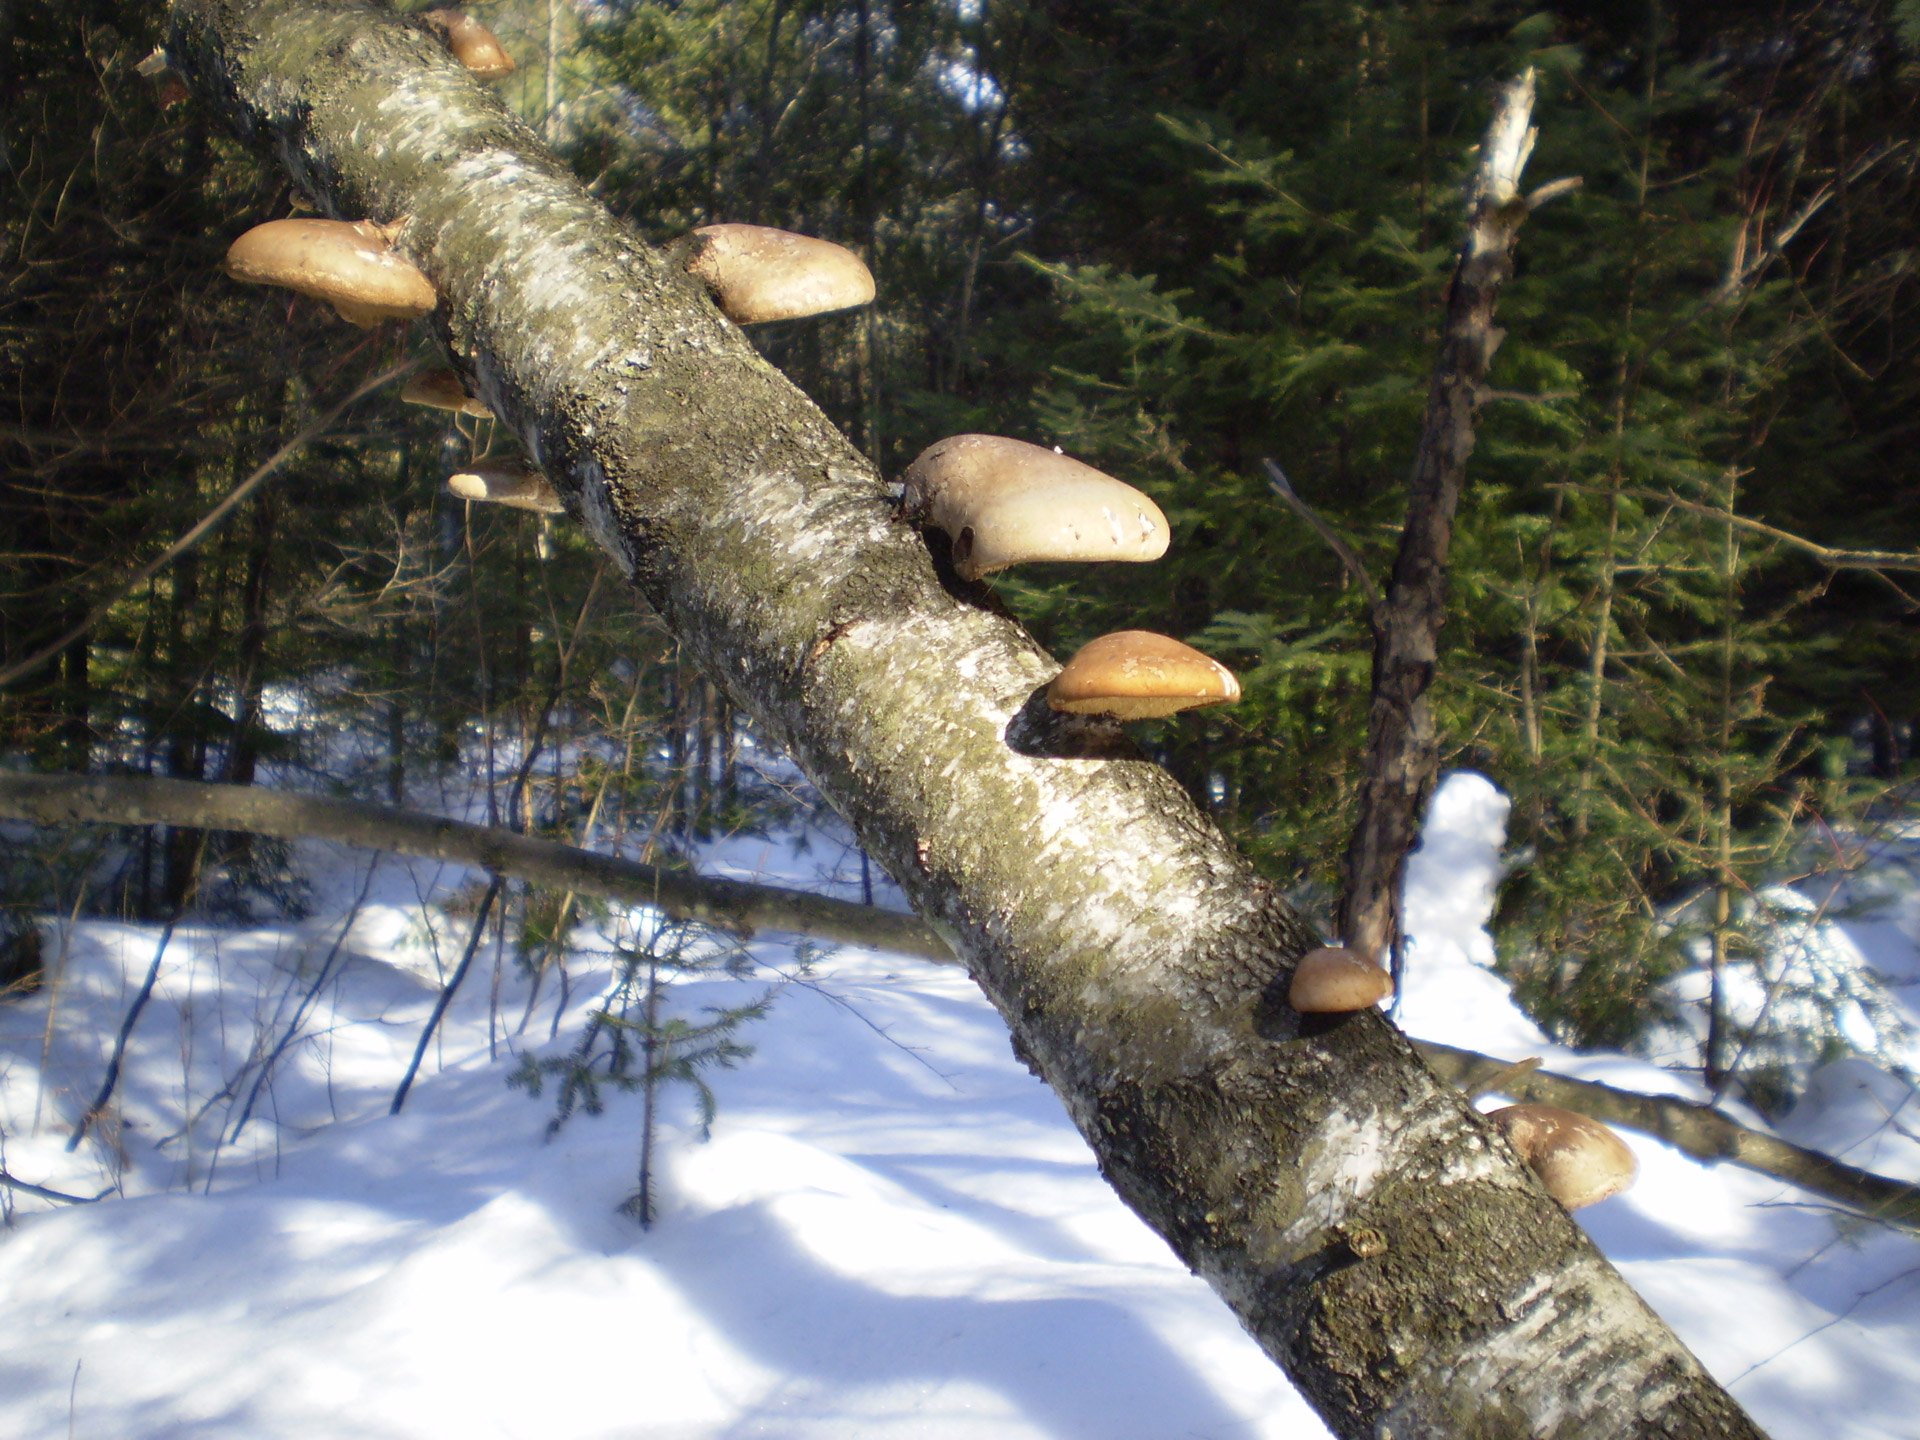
<box><xmin>510</xmin><ymin>916</ymin><xmax>795</xmax><ymax>1226</ymax></box>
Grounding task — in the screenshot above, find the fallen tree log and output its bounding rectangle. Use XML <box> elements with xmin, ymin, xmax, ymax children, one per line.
<box><xmin>143</xmin><ymin>4</ymin><xmax>1768</xmax><ymax>1434</ymax></box>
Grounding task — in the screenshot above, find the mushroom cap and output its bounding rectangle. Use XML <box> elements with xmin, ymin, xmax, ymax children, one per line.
<box><xmin>901</xmin><ymin>434</ymin><xmax>1170</xmax><ymax>581</ymax></box>
<box><xmin>1047</xmin><ymin>631</ymin><xmax>1240</xmax><ymax>720</ymax></box>
<box><xmin>1288</xmin><ymin>946</ymin><xmax>1394</xmax><ymax>1013</ymax></box>
<box><xmin>223</xmin><ymin>219</ymin><xmax>436</xmax><ymax>327</ymax></box>
<box><xmin>685</xmin><ymin>224</ymin><xmax>875</xmax><ymax>325</ymax></box>
<box><xmin>1485</xmin><ymin>1104</ymin><xmax>1638</xmax><ymax>1210</ymax></box>
<box><xmin>447</xmin><ymin>460</ymin><xmax>565</xmax><ymax>514</ymax></box>
<box><xmin>403</xmin><ymin>369</ymin><xmax>494</xmax><ymax>419</ymax></box>
<box><xmin>422</xmin><ymin>9</ymin><xmax>516</xmax><ymax>79</ymax></box>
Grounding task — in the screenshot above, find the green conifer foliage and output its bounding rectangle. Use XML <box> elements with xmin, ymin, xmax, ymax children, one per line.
<box><xmin>509</xmin><ymin>917</ymin><xmax>788</xmax><ymax>1226</ymax></box>
<box><xmin>949</xmin><ymin>3</ymin><xmax>1920</xmax><ymax>1087</ymax></box>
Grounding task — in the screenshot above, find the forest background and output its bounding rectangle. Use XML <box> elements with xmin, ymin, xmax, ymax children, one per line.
<box><xmin>6</xmin><ymin>0</ymin><xmax>1920</xmax><ymax>1114</ymax></box>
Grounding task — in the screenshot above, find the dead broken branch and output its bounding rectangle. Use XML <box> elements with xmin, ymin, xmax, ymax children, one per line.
<box><xmin>7</xmin><ymin>769</ymin><xmax>1915</xmax><ymax>1231</ymax></box>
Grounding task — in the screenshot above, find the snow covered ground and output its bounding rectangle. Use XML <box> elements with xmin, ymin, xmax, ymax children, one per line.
<box><xmin>1</xmin><ymin>773</ymin><xmax>1916</xmax><ymax>1439</ymax></box>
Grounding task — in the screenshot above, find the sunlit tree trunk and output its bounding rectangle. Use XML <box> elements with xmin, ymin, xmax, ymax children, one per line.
<box><xmin>163</xmin><ymin>4</ymin><xmax>1768</xmax><ymax>1436</ymax></box>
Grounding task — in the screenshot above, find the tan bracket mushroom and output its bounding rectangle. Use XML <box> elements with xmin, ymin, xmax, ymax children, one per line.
<box><xmin>901</xmin><ymin>435</ymin><xmax>1170</xmax><ymax>581</ymax></box>
<box><xmin>421</xmin><ymin>9</ymin><xmax>516</xmax><ymax>80</ymax></box>
<box><xmin>1485</xmin><ymin>1103</ymin><xmax>1638</xmax><ymax>1210</ymax></box>
<box><xmin>447</xmin><ymin>460</ymin><xmax>564</xmax><ymax>514</ymax></box>
<box><xmin>683</xmin><ymin>224</ymin><xmax>876</xmax><ymax>325</ymax></box>
<box><xmin>223</xmin><ymin>219</ymin><xmax>437</xmax><ymax>328</ymax></box>
<box><xmin>1047</xmin><ymin>631</ymin><xmax>1239</xmax><ymax>720</ymax></box>
<box><xmin>1289</xmin><ymin>946</ymin><xmax>1394</xmax><ymax>1013</ymax></box>
<box><xmin>403</xmin><ymin>369</ymin><xmax>494</xmax><ymax>419</ymax></box>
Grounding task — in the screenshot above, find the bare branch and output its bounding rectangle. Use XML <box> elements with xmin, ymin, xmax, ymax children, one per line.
<box><xmin>1524</xmin><ymin>176</ymin><xmax>1583</xmax><ymax>211</ymax></box>
<box><xmin>1259</xmin><ymin>458</ymin><xmax>1382</xmax><ymax>607</ymax></box>
<box><xmin>0</xmin><ymin>358</ymin><xmax>419</xmax><ymax>692</ymax></box>
<box><xmin>0</xmin><ymin>773</ymin><xmax>950</xmax><ymax>962</ymax></box>
<box><xmin>1342</xmin><ymin>71</ymin><xmax>1546</xmax><ymax>970</ymax></box>
<box><xmin>1415</xmin><ymin>1041</ymin><xmax>1920</xmax><ymax>1234</ymax></box>
<box><xmin>1639</xmin><ymin>489</ymin><xmax>1920</xmax><ymax>574</ymax></box>
<box><xmin>0</xmin><ymin>1169</ymin><xmax>114</xmax><ymax>1205</ymax></box>
<box><xmin>1712</xmin><ymin>140</ymin><xmax>1910</xmax><ymax>303</ymax></box>
<box><xmin>1461</xmin><ymin>1053</ymin><xmax>1541</xmax><ymax>1099</ymax></box>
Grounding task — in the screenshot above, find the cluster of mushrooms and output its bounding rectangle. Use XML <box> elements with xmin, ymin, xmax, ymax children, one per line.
<box><xmin>199</xmin><ymin>8</ymin><xmax>1638</xmax><ymax>1216</ymax></box>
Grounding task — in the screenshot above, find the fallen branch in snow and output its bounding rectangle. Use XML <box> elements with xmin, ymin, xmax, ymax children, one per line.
<box><xmin>0</xmin><ymin>1169</ymin><xmax>114</xmax><ymax>1205</ymax></box>
<box><xmin>1414</xmin><ymin>1040</ymin><xmax>1920</xmax><ymax>1234</ymax></box>
<box><xmin>0</xmin><ymin>772</ymin><xmax>948</xmax><ymax>963</ymax></box>
<box><xmin>10</xmin><ymin>770</ymin><xmax>1917</xmax><ymax>1231</ymax></box>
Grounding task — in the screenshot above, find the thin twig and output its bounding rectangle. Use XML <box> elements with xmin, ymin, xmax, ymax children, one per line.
<box><xmin>67</xmin><ymin>919</ymin><xmax>178</xmax><ymax>1151</ymax></box>
<box><xmin>759</xmin><ymin>960</ymin><xmax>957</xmax><ymax>1085</ymax></box>
<box><xmin>389</xmin><ymin>875</ymin><xmax>503</xmax><ymax>1115</ymax></box>
<box><xmin>1725</xmin><ymin>1264</ymin><xmax>1920</xmax><ymax>1387</ymax></box>
<box><xmin>226</xmin><ymin>857</ymin><xmax>381</xmax><ymax>1143</ymax></box>
<box><xmin>0</xmin><ymin>357</ymin><xmax>419</xmax><ymax>690</ymax></box>
<box><xmin>1712</xmin><ymin>140</ymin><xmax>1909</xmax><ymax>304</ymax></box>
<box><xmin>1260</xmin><ymin>459</ymin><xmax>1383</xmax><ymax>607</ymax></box>
<box><xmin>0</xmin><ymin>1169</ymin><xmax>114</xmax><ymax>1204</ymax></box>
<box><xmin>1635</xmin><ymin>487</ymin><xmax>1920</xmax><ymax>573</ymax></box>
<box><xmin>1463</xmin><ymin>1055</ymin><xmax>1541</xmax><ymax>1100</ymax></box>
<box><xmin>66</xmin><ymin>828</ymin><xmax>213</xmax><ymax>1152</ymax></box>
<box><xmin>34</xmin><ymin>862</ymin><xmax>102</xmax><ymax>1134</ymax></box>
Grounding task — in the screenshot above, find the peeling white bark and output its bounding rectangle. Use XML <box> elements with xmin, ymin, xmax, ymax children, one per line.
<box><xmin>162</xmin><ymin>5</ymin><xmax>1769</xmax><ymax>1436</ymax></box>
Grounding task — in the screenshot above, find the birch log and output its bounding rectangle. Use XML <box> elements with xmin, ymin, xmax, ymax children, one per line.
<box><xmin>161</xmin><ymin>4</ymin><xmax>1766</xmax><ymax>1435</ymax></box>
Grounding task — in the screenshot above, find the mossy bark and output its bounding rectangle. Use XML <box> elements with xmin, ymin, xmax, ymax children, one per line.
<box><xmin>164</xmin><ymin>4</ymin><xmax>1769</xmax><ymax>1435</ymax></box>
